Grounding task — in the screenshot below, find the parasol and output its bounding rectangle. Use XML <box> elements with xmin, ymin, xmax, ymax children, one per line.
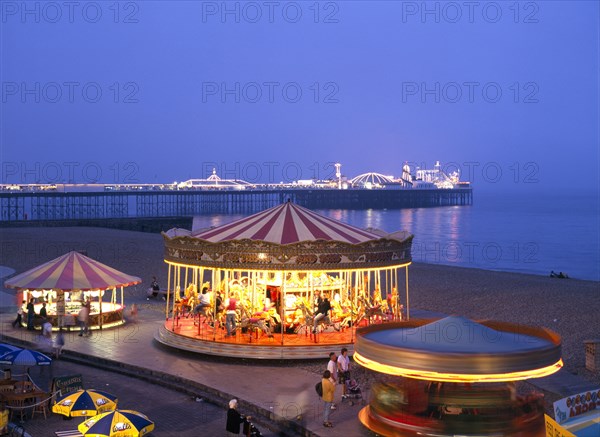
<box><xmin>0</xmin><ymin>343</ymin><xmax>21</xmax><ymax>356</ymax></box>
<box><xmin>0</xmin><ymin>349</ymin><xmax>52</xmax><ymax>366</ymax></box>
<box><xmin>52</xmin><ymin>389</ymin><xmax>118</xmax><ymax>417</ymax></box>
<box><xmin>78</xmin><ymin>409</ymin><xmax>154</xmax><ymax>436</ymax></box>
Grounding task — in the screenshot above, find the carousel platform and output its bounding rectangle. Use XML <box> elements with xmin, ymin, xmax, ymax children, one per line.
<box><xmin>155</xmin><ymin>318</ymin><xmax>355</xmax><ymax>359</ymax></box>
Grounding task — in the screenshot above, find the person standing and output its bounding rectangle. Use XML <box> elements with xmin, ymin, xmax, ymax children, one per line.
<box><xmin>148</xmin><ymin>276</ymin><xmax>161</xmax><ymax>300</ymax></box>
<box><xmin>12</xmin><ymin>300</ymin><xmax>25</xmax><ymax>328</ymax></box>
<box><xmin>326</xmin><ymin>352</ymin><xmax>338</xmax><ymax>410</ymax></box>
<box><xmin>39</xmin><ymin>302</ymin><xmax>48</xmax><ymax>318</ymax></box>
<box><xmin>337</xmin><ymin>347</ymin><xmax>350</xmax><ymax>399</ymax></box>
<box><xmin>225</xmin><ymin>399</ymin><xmax>249</xmax><ymax>436</ymax></box>
<box><xmin>224</xmin><ymin>294</ymin><xmax>238</xmax><ymax>337</ymax></box>
<box><xmin>327</xmin><ymin>352</ymin><xmax>338</xmax><ymax>384</ymax></box>
<box><xmin>322</xmin><ymin>370</ymin><xmax>335</xmax><ymax>428</ymax></box>
<box><xmin>26</xmin><ymin>298</ymin><xmax>35</xmax><ymax>330</ymax></box>
<box><xmin>78</xmin><ymin>301</ymin><xmax>90</xmax><ymax>337</ymax></box>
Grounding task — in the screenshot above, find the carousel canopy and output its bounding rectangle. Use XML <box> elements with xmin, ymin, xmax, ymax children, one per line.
<box><xmin>354</xmin><ymin>316</ymin><xmax>563</xmax><ymax>383</ymax></box>
<box><xmin>191</xmin><ymin>201</ymin><xmax>382</xmax><ymax>245</ymax></box>
<box><xmin>4</xmin><ymin>251</ymin><xmax>141</xmax><ymax>291</ymax></box>
<box><xmin>164</xmin><ymin>202</ymin><xmax>413</xmax><ymax>270</ymax></box>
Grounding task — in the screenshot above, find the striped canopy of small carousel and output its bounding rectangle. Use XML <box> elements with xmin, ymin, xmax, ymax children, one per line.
<box><xmin>3</xmin><ymin>251</ymin><xmax>141</xmax><ymax>291</ymax></box>
<box><xmin>192</xmin><ymin>201</ymin><xmax>382</xmax><ymax>245</ymax></box>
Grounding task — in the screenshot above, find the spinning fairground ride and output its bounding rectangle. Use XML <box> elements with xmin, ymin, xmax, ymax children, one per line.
<box><xmin>355</xmin><ymin>316</ymin><xmax>563</xmax><ymax>436</ymax></box>
<box><xmin>156</xmin><ymin>201</ymin><xmax>414</xmax><ymax>359</ymax></box>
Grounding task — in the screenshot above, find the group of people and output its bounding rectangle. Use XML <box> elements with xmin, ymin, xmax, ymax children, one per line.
<box><xmin>319</xmin><ymin>348</ymin><xmax>351</xmax><ymax>428</ymax></box>
<box><xmin>11</xmin><ymin>298</ymin><xmax>67</xmax><ymax>357</ymax></box>
<box><xmin>12</xmin><ymin>298</ymin><xmax>36</xmax><ymax>330</ymax></box>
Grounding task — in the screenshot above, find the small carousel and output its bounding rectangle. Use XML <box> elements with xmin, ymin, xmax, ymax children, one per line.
<box><xmin>354</xmin><ymin>316</ymin><xmax>563</xmax><ymax>436</ymax></box>
<box><xmin>4</xmin><ymin>251</ymin><xmax>141</xmax><ymax>330</ymax></box>
<box><xmin>157</xmin><ymin>201</ymin><xmax>414</xmax><ymax>359</ymax></box>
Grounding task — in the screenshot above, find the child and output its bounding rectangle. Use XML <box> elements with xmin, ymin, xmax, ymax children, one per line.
<box><xmin>12</xmin><ymin>301</ymin><xmax>25</xmax><ymax>328</ymax></box>
<box><xmin>130</xmin><ymin>303</ymin><xmax>139</xmax><ymax>323</ymax></box>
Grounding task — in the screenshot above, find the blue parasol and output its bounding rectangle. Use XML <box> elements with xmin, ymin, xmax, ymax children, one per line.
<box><xmin>0</xmin><ymin>348</ymin><xmax>52</xmax><ymax>366</ymax></box>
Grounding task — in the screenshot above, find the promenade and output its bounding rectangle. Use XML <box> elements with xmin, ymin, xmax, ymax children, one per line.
<box><xmin>1</xmin><ymin>297</ymin><xmax>596</xmax><ymax>437</ymax></box>
<box><xmin>0</xmin><ymin>225</ymin><xmax>598</xmax><ymax>436</ymax></box>
<box><xmin>0</xmin><ymin>291</ymin><xmax>372</xmax><ymax>437</ymax></box>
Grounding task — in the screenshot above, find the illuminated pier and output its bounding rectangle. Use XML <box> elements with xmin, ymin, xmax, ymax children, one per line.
<box><xmin>0</xmin><ymin>187</ymin><xmax>472</xmax><ymax>221</ymax></box>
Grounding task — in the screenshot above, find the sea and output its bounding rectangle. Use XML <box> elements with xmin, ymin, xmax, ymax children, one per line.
<box><xmin>193</xmin><ymin>191</ymin><xmax>600</xmax><ymax>282</ymax></box>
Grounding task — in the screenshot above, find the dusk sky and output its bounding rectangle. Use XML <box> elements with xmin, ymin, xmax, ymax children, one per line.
<box><xmin>1</xmin><ymin>1</ymin><xmax>598</xmax><ymax>194</ymax></box>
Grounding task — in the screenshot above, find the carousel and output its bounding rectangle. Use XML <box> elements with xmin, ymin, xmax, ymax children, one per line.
<box><xmin>157</xmin><ymin>201</ymin><xmax>413</xmax><ymax>359</ymax></box>
<box><xmin>355</xmin><ymin>316</ymin><xmax>563</xmax><ymax>436</ymax></box>
<box><xmin>4</xmin><ymin>251</ymin><xmax>141</xmax><ymax>330</ymax></box>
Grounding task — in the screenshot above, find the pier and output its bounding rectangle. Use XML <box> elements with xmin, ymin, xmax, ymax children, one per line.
<box><xmin>0</xmin><ymin>188</ymin><xmax>472</xmax><ymax>222</ymax></box>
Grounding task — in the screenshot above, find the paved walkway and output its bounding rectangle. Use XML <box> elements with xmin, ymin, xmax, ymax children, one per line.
<box><xmin>0</xmin><ymin>296</ymin><xmax>373</xmax><ymax>437</ymax></box>
<box><xmin>0</xmin><ymin>291</ymin><xmax>596</xmax><ymax>437</ymax></box>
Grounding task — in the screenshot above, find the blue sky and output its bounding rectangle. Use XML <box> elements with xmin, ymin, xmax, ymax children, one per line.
<box><xmin>1</xmin><ymin>1</ymin><xmax>598</xmax><ymax>193</ymax></box>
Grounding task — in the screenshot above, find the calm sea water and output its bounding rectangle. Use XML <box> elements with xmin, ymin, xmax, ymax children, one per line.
<box><xmin>193</xmin><ymin>192</ymin><xmax>600</xmax><ymax>281</ymax></box>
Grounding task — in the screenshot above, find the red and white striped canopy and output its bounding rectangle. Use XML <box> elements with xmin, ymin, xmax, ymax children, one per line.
<box><xmin>192</xmin><ymin>202</ymin><xmax>383</xmax><ymax>245</ymax></box>
<box><xmin>4</xmin><ymin>251</ymin><xmax>141</xmax><ymax>291</ymax></box>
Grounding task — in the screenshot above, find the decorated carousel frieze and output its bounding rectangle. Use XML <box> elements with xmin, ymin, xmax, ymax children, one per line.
<box><xmin>156</xmin><ymin>201</ymin><xmax>414</xmax><ymax>359</ymax></box>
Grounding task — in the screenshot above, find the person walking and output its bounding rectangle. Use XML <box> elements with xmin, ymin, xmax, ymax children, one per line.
<box><xmin>54</xmin><ymin>328</ymin><xmax>65</xmax><ymax>358</ymax></box>
<box><xmin>225</xmin><ymin>399</ymin><xmax>249</xmax><ymax>436</ymax></box>
<box><xmin>338</xmin><ymin>347</ymin><xmax>350</xmax><ymax>399</ymax></box>
<box><xmin>321</xmin><ymin>370</ymin><xmax>335</xmax><ymax>428</ymax></box>
<box><xmin>26</xmin><ymin>298</ymin><xmax>35</xmax><ymax>330</ymax></box>
<box><xmin>12</xmin><ymin>300</ymin><xmax>25</xmax><ymax>328</ymax></box>
<box><xmin>130</xmin><ymin>303</ymin><xmax>139</xmax><ymax>323</ymax></box>
<box><xmin>78</xmin><ymin>301</ymin><xmax>90</xmax><ymax>337</ymax></box>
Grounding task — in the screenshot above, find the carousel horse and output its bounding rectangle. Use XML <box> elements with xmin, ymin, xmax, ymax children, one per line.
<box><xmin>356</xmin><ymin>295</ymin><xmax>387</xmax><ymax>326</ymax></box>
<box><xmin>285</xmin><ymin>308</ymin><xmax>304</xmax><ymax>331</ymax></box>
<box><xmin>238</xmin><ymin>303</ymin><xmax>273</xmax><ymax>338</ymax></box>
<box><xmin>184</xmin><ymin>283</ymin><xmax>198</xmax><ymax>316</ymax></box>
<box><xmin>295</xmin><ymin>298</ymin><xmax>340</xmax><ymax>335</ymax></box>
<box><xmin>330</xmin><ymin>299</ymin><xmax>352</xmax><ymax>329</ymax></box>
<box><xmin>387</xmin><ymin>289</ymin><xmax>402</xmax><ymax>321</ymax></box>
<box><xmin>372</xmin><ymin>288</ymin><xmax>383</xmax><ymax>306</ymax></box>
